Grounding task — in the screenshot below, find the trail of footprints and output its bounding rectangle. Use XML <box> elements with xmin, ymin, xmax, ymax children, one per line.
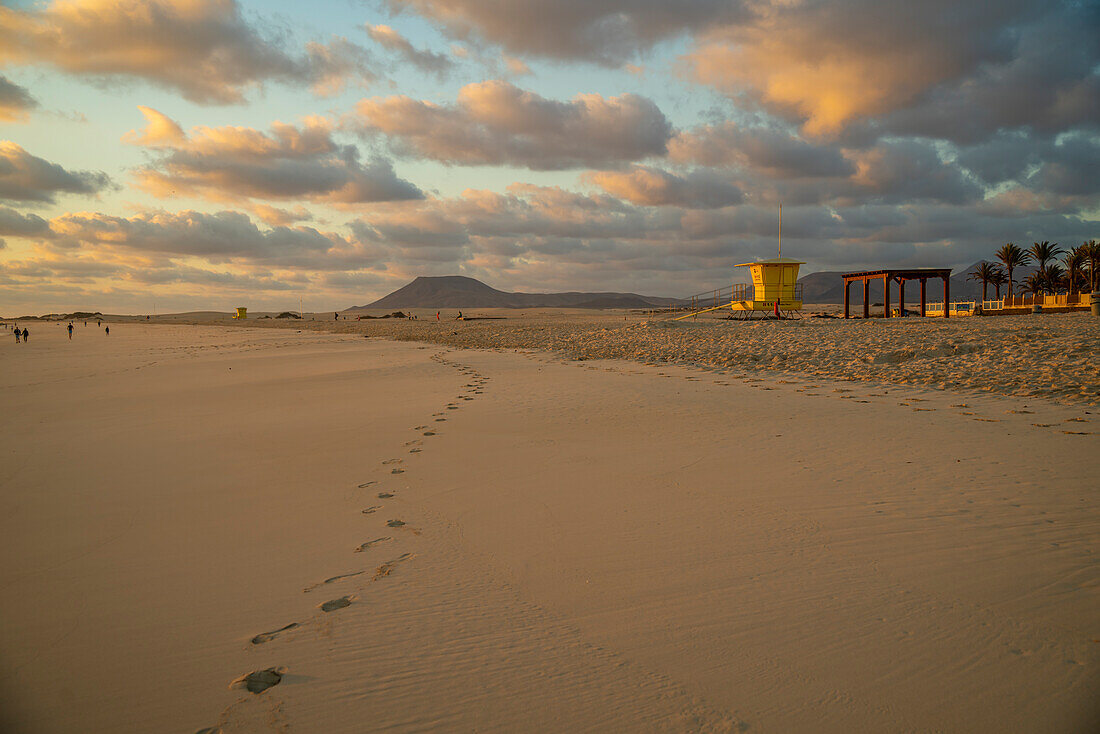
<box><xmin>219</xmin><ymin>351</ymin><xmax>491</xmax><ymax>716</ymax></box>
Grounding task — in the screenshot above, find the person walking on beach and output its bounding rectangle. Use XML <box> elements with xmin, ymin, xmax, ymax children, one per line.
<box><xmin>104</xmin><ymin>326</ymin><xmax>109</xmax><ymax>336</ymax></box>
<box><xmin>21</xmin><ymin>327</ymin><xmax>29</xmax><ymax>342</ymax></box>
<box><xmin>67</xmin><ymin>322</ymin><xmax>74</xmax><ymax>340</ymax></box>
<box><xmin>13</xmin><ymin>327</ymin><xmax>20</xmax><ymax>343</ymax></box>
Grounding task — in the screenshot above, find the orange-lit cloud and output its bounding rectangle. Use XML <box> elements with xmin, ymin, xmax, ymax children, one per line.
<box><xmin>354</xmin><ymin>80</ymin><xmax>672</xmax><ymax>169</ymax></box>
<box><xmin>0</xmin><ymin>0</ymin><xmax>373</xmax><ymax>103</ymax></box>
<box><xmin>125</xmin><ymin>107</ymin><xmax>422</xmax><ymax>204</ymax></box>
<box><xmin>586</xmin><ymin>166</ymin><xmax>742</xmax><ymax>208</ymax></box>
<box><xmin>382</xmin><ymin>0</ymin><xmax>745</xmax><ymax>65</ymax></box>
<box><xmin>366</xmin><ymin>24</ymin><xmax>452</xmax><ymax>76</ymax></box>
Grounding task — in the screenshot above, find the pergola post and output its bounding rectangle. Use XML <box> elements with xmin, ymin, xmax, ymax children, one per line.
<box><xmin>844</xmin><ymin>279</ymin><xmax>851</xmax><ymax>318</ymax></box>
<box><xmin>883</xmin><ymin>274</ymin><xmax>890</xmax><ymax>317</ymax></box>
<box><xmin>898</xmin><ymin>278</ymin><xmax>906</xmax><ymax>317</ymax></box>
<box><xmin>943</xmin><ymin>275</ymin><xmax>950</xmax><ymax>318</ymax></box>
<box><xmin>920</xmin><ymin>278</ymin><xmax>927</xmax><ymax>317</ymax></box>
<box><xmin>863</xmin><ymin>279</ymin><xmax>869</xmax><ymax>318</ymax></box>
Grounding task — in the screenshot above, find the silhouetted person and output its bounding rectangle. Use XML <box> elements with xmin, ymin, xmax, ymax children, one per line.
<box><xmin>21</xmin><ymin>328</ymin><xmax>28</xmax><ymax>342</ymax></box>
<box><xmin>14</xmin><ymin>328</ymin><xmax>20</xmax><ymax>343</ymax></box>
<box><xmin>67</xmin><ymin>323</ymin><xmax>74</xmax><ymax>340</ymax></box>
<box><xmin>104</xmin><ymin>326</ymin><xmax>109</xmax><ymax>336</ymax></box>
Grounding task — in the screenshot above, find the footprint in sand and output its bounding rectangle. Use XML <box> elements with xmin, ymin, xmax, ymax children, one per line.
<box><xmin>361</xmin><ymin>505</ymin><xmax>381</xmax><ymax>514</ymax></box>
<box><xmin>303</xmin><ymin>570</ymin><xmax>365</xmax><ymax>592</ymax></box>
<box><xmin>374</xmin><ymin>553</ymin><xmax>413</xmax><ymax>580</ymax></box>
<box><xmin>1062</xmin><ymin>430</ymin><xmax>1092</xmax><ymax>435</ymax></box>
<box><xmin>319</xmin><ymin>596</ymin><xmax>353</xmax><ymax>612</ymax></box>
<box><xmin>423</xmin><ymin>431</ymin><xmax>437</xmax><ymax>436</ymax></box>
<box><xmin>391</xmin><ymin>468</ymin><xmax>405</xmax><ymax>474</ymax></box>
<box><xmin>382</xmin><ymin>458</ymin><xmax>403</xmax><ymax>465</ymax></box>
<box><xmin>409</xmin><ymin>448</ymin><xmax>422</xmax><ymax>453</ymax></box>
<box><xmin>355</xmin><ymin>537</ymin><xmax>391</xmax><ymax>552</ymax></box>
<box><xmin>231</xmin><ymin>667</ymin><xmax>284</xmax><ymax>693</ymax></box>
<box><xmin>377</xmin><ymin>492</ymin><xmax>394</xmax><ymax>498</ymax></box>
<box><xmin>1032</xmin><ymin>423</ymin><xmax>1056</xmax><ymax>428</ymax></box>
<box><xmin>434</xmin><ymin>418</ymin><xmax>446</xmax><ymax>422</ymax></box>
<box><xmin>446</xmin><ymin>406</ymin><xmax>458</xmax><ymax>410</ymax></box>
<box><xmin>386</xmin><ymin>519</ymin><xmax>406</xmax><ymax>528</ymax></box>
<box><xmin>357</xmin><ymin>481</ymin><xmax>377</xmax><ymax>489</ymax></box>
<box><xmin>250</xmin><ymin>623</ymin><xmax>299</xmax><ymax>645</ymax></box>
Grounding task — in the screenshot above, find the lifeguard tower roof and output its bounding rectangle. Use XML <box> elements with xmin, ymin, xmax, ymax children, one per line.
<box><xmin>735</xmin><ymin>256</ymin><xmax>806</xmax><ymax>267</ymax></box>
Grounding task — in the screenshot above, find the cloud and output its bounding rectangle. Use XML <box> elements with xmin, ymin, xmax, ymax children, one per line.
<box><xmin>684</xmin><ymin>0</ymin><xmax>1099</xmax><ymax>142</ymax></box>
<box><xmin>847</xmin><ymin>140</ymin><xmax>983</xmax><ymax>205</ymax></box>
<box><xmin>0</xmin><ymin>74</ymin><xmax>37</xmax><ymax>122</ymax></box>
<box><xmin>383</xmin><ymin>0</ymin><xmax>747</xmax><ymax>65</ymax></box>
<box><xmin>0</xmin><ymin>0</ymin><xmax>374</xmax><ymax>104</ymax></box>
<box><xmin>586</xmin><ymin>166</ymin><xmax>743</xmax><ymax>208</ymax></box>
<box><xmin>126</xmin><ymin>107</ymin><xmax>423</xmax><ymax>204</ymax></box>
<box><xmin>0</xmin><ymin>206</ymin><xmax>51</xmax><ymax>236</ymax></box>
<box><xmin>47</xmin><ymin>209</ymin><xmax>360</xmax><ymax>266</ymax></box>
<box><xmin>501</xmin><ymin>55</ymin><xmax>530</xmax><ymax>76</ymax></box>
<box><xmin>670</xmin><ymin>123</ymin><xmax>855</xmax><ymax>178</ymax></box>
<box><xmin>366</xmin><ymin>24</ymin><xmax>452</xmax><ymax>76</ymax></box>
<box><xmin>0</xmin><ymin>141</ymin><xmax>113</xmax><ymax>204</ymax></box>
<box><xmin>354</xmin><ymin>80</ymin><xmax>672</xmax><ymax>169</ymax></box>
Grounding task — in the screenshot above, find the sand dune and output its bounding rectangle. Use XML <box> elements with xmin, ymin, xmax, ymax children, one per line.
<box><xmin>1</xmin><ymin>323</ymin><xmax>1097</xmax><ymax>732</ymax></box>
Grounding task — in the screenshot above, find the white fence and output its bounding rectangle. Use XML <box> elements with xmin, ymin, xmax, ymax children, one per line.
<box><xmin>924</xmin><ymin>301</ymin><xmax>976</xmax><ymax>316</ymax></box>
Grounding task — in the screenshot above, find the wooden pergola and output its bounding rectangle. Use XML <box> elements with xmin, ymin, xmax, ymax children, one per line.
<box><xmin>842</xmin><ymin>268</ymin><xmax>952</xmax><ymax>318</ymax></box>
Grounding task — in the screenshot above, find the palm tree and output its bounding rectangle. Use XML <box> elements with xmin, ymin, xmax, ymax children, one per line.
<box><xmin>1029</xmin><ymin>241</ymin><xmax>1063</xmax><ymax>274</ymax></box>
<box><xmin>996</xmin><ymin>243</ymin><xmax>1031</xmax><ymax>298</ymax></box>
<box><xmin>1083</xmin><ymin>240</ymin><xmax>1100</xmax><ymax>293</ymax></box>
<box><xmin>1022</xmin><ymin>272</ymin><xmax>1045</xmax><ymax>298</ymax></box>
<box><xmin>1063</xmin><ymin>246</ymin><xmax>1087</xmax><ymax>295</ymax></box>
<box><xmin>1039</xmin><ymin>263</ymin><xmax>1065</xmax><ymax>295</ymax></box>
<box><xmin>967</xmin><ymin>262</ymin><xmax>999</xmax><ymax>301</ymax></box>
<box><xmin>990</xmin><ymin>268</ymin><xmax>1008</xmax><ymax>299</ymax></box>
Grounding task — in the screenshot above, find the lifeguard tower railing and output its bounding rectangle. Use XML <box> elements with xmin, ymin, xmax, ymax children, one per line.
<box><xmin>665</xmin><ymin>282</ymin><xmax>803</xmax><ymax>318</ymax></box>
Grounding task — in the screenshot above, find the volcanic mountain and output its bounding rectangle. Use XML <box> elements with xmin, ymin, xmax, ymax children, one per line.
<box><xmin>348</xmin><ymin>276</ymin><xmax>686</xmax><ymax>310</ymax></box>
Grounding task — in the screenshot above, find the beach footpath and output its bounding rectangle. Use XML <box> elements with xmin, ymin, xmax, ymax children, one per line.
<box><xmin>1</xmin><ymin>324</ymin><xmax>1096</xmax><ymax>732</ymax></box>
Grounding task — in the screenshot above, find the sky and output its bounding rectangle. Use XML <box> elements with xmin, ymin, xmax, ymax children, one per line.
<box><xmin>1</xmin><ymin>0</ymin><xmax>1098</xmax><ymax>314</ymax></box>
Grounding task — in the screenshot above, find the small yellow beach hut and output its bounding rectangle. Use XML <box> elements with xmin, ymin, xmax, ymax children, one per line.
<box><xmin>233</xmin><ymin>307</ymin><xmax>247</xmax><ymax>319</ymax></box>
<box><xmin>731</xmin><ymin>257</ymin><xmax>805</xmax><ymax>314</ymax></box>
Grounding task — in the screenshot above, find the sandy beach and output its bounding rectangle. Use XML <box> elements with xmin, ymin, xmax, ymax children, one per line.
<box><xmin>1</xmin><ymin>320</ymin><xmax>1097</xmax><ymax>732</ymax></box>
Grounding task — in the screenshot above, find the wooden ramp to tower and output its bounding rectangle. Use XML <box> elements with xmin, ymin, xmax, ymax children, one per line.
<box><xmin>671</xmin><ymin>258</ymin><xmax>806</xmax><ymax>320</ymax></box>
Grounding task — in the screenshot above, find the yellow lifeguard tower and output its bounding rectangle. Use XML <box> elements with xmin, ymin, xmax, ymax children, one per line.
<box><xmin>671</xmin><ymin>205</ymin><xmax>805</xmax><ymax>320</ymax></box>
<box><xmin>233</xmin><ymin>307</ymin><xmax>247</xmax><ymax>319</ymax></box>
<box><xmin>729</xmin><ymin>257</ymin><xmax>805</xmax><ymax>315</ymax></box>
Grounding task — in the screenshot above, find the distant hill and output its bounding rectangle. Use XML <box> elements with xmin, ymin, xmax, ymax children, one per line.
<box><xmin>350</xmin><ymin>276</ymin><xmax>686</xmax><ymax>310</ymax></box>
